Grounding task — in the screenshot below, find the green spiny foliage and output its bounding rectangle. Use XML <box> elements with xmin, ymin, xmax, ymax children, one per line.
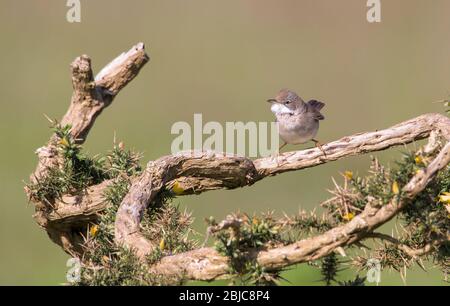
<box><xmin>384</xmin><ymin>152</ymin><xmax>448</xmax><ymax>277</ymax></box>
<box><xmin>75</xmin><ymin>176</ymin><xmax>158</xmax><ymax>286</ymax></box>
<box><xmin>338</xmin><ymin>150</ymin><xmax>449</xmax><ymax>281</ymax></box>
<box><xmin>242</xmin><ymin>262</ymin><xmax>285</xmax><ymax>286</ymax></box>
<box><xmin>80</xmin><ymin>163</ymin><xmax>194</xmax><ymax>284</ymax></box>
<box><xmin>71</xmin><ymin>139</ymin><xmax>155</xmax><ymax>285</ymax></box>
<box><xmin>27</xmin><ymin>124</ymin><xmax>194</xmax><ymax>285</ymax></box>
<box><xmin>28</xmin><ymin>124</ymin><xmax>108</xmax><ymax>204</ymax></box>
<box><xmin>350</xmin><ymin>157</ymin><xmax>399</xmax><ymax>207</ymax></box>
<box><xmin>208</xmin><ymin>143</ymin><xmax>449</xmax><ymax>285</ymax></box>
<box><xmin>78</xmin><ymin>188</ymin><xmax>193</xmax><ymax>285</ymax></box>
<box><xmin>435</xmin><ymin>242</ymin><xmax>450</xmax><ymax>282</ymax></box>
<box><xmin>142</xmin><ymin>201</ymin><xmax>196</xmax><ymax>256</ymax></box>
<box><xmin>319</xmin><ymin>254</ymin><xmax>367</xmax><ymax>286</ymax></box>
<box><xmin>29</xmin><ymin>122</ymin><xmax>449</xmax><ymax>285</ymax></box>
<box><xmin>338</xmin><ymin>275</ymin><xmax>366</xmax><ymax>286</ymax></box>
<box><xmin>28</xmin><ymin>123</ymin><xmax>145</xmax><ymax>207</ymax></box>
<box><xmin>75</xmin><ymin>152</ymin><xmax>194</xmax><ymax>285</ymax></box>
<box><xmin>279</xmin><ymin>210</ymin><xmax>334</xmax><ymax>242</ymax></box>
<box><xmin>320</xmin><ymin>253</ymin><xmax>340</xmax><ymax>286</ymax></box>
<box><xmin>106</xmin><ymin>143</ymin><xmax>142</xmax><ymax>177</ymax></box>
<box><xmin>77</xmin><ymin>247</ymin><xmax>171</xmax><ymax>286</ymax></box>
<box><xmin>318</xmin><ymin>149</ymin><xmax>447</xmax><ymax>284</ymax></box>
<box><xmin>212</xmin><ymin>213</ymin><xmax>282</xmax><ymax>263</ymax></box>
<box><xmin>209</xmin><ymin>213</ymin><xmax>284</xmax><ymax>284</ymax></box>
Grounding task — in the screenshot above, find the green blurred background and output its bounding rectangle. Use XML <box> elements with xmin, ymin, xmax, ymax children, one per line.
<box><xmin>0</xmin><ymin>0</ymin><xmax>449</xmax><ymax>285</ymax></box>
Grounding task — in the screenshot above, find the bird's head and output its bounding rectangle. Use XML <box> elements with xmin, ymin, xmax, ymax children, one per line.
<box><xmin>267</xmin><ymin>89</ymin><xmax>304</xmax><ymax>115</ymax></box>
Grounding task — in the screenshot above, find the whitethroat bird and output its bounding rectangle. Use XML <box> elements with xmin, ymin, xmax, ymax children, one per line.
<box><xmin>267</xmin><ymin>89</ymin><xmax>326</xmax><ymax>155</ymax></box>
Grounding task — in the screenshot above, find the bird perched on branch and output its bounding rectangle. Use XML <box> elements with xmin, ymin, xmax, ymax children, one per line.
<box><xmin>267</xmin><ymin>89</ymin><xmax>326</xmax><ymax>154</ymax></box>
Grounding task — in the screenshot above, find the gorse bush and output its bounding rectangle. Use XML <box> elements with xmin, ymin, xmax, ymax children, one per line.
<box><xmin>28</xmin><ymin>123</ymin><xmax>449</xmax><ymax>285</ymax></box>
<box><xmin>28</xmin><ymin>124</ymin><xmax>107</xmax><ymax>204</ymax></box>
<box><xmin>205</xmin><ymin>149</ymin><xmax>449</xmax><ymax>285</ymax></box>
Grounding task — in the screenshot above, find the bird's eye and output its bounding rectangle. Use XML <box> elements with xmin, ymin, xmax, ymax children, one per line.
<box><xmin>285</xmin><ymin>100</ymin><xmax>291</xmax><ymax>105</ymax></box>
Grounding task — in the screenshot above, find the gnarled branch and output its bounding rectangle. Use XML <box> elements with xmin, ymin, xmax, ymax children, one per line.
<box><xmin>41</xmin><ymin>113</ymin><xmax>450</xmax><ymax>232</ymax></box>
<box><xmin>26</xmin><ymin>43</ymin><xmax>450</xmax><ymax>281</ymax></box>
<box><xmin>123</xmin><ymin>140</ymin><xmax>450</xmax><ymax>280</ymax></box>
<box><xmin>27</xmin><ymin>43</ymin><xmax>149</xmax><ymax>254</ymax></box>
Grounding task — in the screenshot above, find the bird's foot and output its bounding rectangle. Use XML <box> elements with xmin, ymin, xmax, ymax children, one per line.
<box><xmin>312</xmin><ymin>139</ymin><xmax>327</xmax><ymax>157</ymax></box>
<box><xmin>269</xmin><ymin>142</ymin><xmax>287</xmax><ymax>167</ymax></box>
<box><xmin>270</xmin><ymin>151</ymin><xmax>280</xmax><ymax>167</ymax></box>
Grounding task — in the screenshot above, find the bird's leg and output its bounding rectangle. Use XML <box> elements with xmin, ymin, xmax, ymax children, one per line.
<box><xmin>312</xmin><ymin>139</ymin><xmax>327</xmax><ymax>157</ymax></box>
<box><xmin>271</xmin><ymin>142</ymin><xmax>287</xmax><ymax>159</ymax></box>
<box><xmin>279</xmin><ymin>142</ymin><xmax>287</xmax><ymax>152</ymax></box>
<box><xmin>269</xmin><ymin>142</ymin><xmax>286</xmax><ymax>166</ymax></box>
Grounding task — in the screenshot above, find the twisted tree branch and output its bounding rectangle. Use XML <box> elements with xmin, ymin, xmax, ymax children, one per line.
<box><xmin>25</xmin><ymin>43</ymin><xmax>450</xmax><ymax>281</ymax></box>
<box><xmin>41</xmin><ymin>113</ymin><xmax>450</xmax><ymax>232</ymax></box>
<box><xmin>27</xmin><ymin>43</ymin><xmax>149</xmax><ymax>254</ymax></box>
<box><xmin>129</xmin><ymin>141</ymin><xmax>450</xmax><ymax>280</ymax></box>
<box><xmin>366</xmin><ymin>232</ymin><xmax>450</xmax><ymax>258</ymax></box>
<box><xmin>113</xmin><ymin>113</ymin><xmax>450</xmax><ymax>260</ymax></box>
<box><xmin>33</xmin><ymin>43</ymin><xmax>148</xmax><ymax>181</ymax></box>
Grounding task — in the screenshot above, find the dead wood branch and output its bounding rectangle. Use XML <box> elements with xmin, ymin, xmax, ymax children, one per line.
<box><xmin>44</xmin><ymin>113</ymin><xmax>450</xmax><ymax>233</ymax></box>
<box><xmin>27</xmin><ymin>43</ymin><xmax>149</xmax><ymax>254</ymax></box>
<box><xmin>25</xmin><ymin>42</ymin><xmax>450</xmax><ymax>281</ymax></box>
<box><xmin>113</xmin><ymin>113</ymin><xmax>450</xmax><ymax>263</ymax></box>
<box><xmin>366</xmin><ymin>232</ymin><xmax>450</xmax><ymax>258</ymax></box>
<box><xmin>144</xmin><ymin>142</ymin><xmax>450</xmax><ymax>280</ymax></box>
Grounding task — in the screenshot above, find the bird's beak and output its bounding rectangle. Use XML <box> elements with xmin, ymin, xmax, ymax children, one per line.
<box><xmin>267</xmin><ymin>98</ymin><xmax>278</xmax><ymax>103</ymax></box>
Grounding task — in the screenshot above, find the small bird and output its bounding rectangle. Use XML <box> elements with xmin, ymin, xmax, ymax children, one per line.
<box><xmin>267</xmin><ymin>89</ymin><xmax>326</xmax><ymax>154</ymax></box>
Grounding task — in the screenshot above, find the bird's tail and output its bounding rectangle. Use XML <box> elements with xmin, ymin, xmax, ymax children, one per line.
<box><xmin>307</xmin><ymin>99</ymin><xmax>325</xmax><ymax>111</ymax></box>
<box><xmin>307</xmin><ymin>100</ymin><xmax>325</xmax><ymax>120</ymax></box>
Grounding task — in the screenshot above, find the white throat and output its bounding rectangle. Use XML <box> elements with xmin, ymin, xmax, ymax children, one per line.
<box><xmin>271</xmin><ymin>103</ymin><xmax>294</xmax><ymax>116</ymax></box>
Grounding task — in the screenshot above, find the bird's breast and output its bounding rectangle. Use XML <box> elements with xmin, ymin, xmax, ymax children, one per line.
<box><xmin>277</xmin><ymin>115</ymin><xmax>319</xmax><ymax>144</ymax></box>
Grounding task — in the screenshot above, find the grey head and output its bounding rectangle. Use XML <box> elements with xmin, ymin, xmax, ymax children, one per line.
<box><xmin>267</xmin><ymin>89</ymin><xmax>305</xmax><ymax>116</ymax></box>
<box><xmin>267</xmin><ymin>89</ymin><xmax>325</xmax><ymax>120</ymax></box>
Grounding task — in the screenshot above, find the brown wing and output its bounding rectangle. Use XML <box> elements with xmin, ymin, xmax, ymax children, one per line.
<box><xmin>307</xmin><ymin>99</ymin><xmax>325</xmax><ymax>120</ymax></box>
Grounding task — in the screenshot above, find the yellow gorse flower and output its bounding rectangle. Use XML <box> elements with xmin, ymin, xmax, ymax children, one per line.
<box><xmin>344</xmin><ymin>171</ymin><xmax>353</xmax><ymax>180</ymax></box>
<box><xmin>342</xmin><ymin>212</ymin><xmax>355</xmax><ymax>221</ymax></box>
<box><xmin>89</xmin><ymin>225</ymin><xmax>99</xmax><ymax>237</ymax></box>
<box><xmin>59</xmin><ymin>137</ymin><xmax>70</xmax><ymax>147</ymax></box>
<box><xmin>392</xmin><ymin>181</ymin><xmax>400</xmax><ymax>195</ymax></box>
<box><xmin>414</xmin><ymin>156</ymin><xmax>424</xmax><ymax>165</ymax></box>
<box><xmin>159</xmin><ymin>238</ymin><xmax>165</xmax><ymax>251</ymax></box>
<box><xmin>172</xmin><ymin>181</ymin><xmax>184</xmax><ymax>195</ymax></box>
<box><xmin>438</xmin><ymin>192</ymin><xmax>450</xmax><ymax>204</ymax></box>
<box><xmin>252</xmin><ymin>217</ymin><xmax>259</xmax><ymax>226</ymax></box>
